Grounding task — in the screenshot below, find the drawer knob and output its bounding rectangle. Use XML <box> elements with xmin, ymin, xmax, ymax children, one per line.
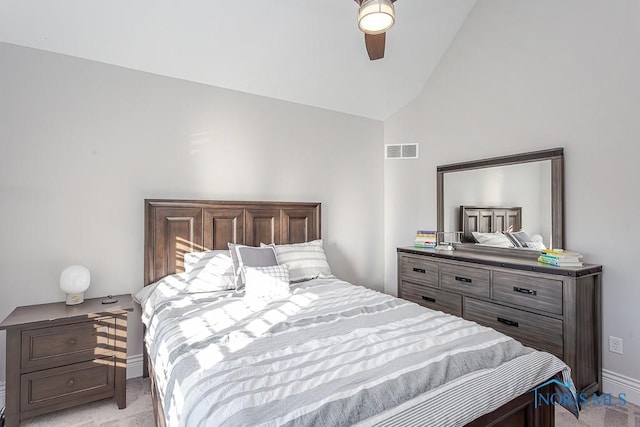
<box><xmin>421</xmin><ymin>296</ymin><xmax>436</xmax><ymax>303</ymax></box>
<box><xmin>66</xmin><ymin>379</ymin><xmax>75</xmax><ymax>387</ymax></box>
<box><xmin>497</xmin><ymin>317</ymin><xmax>519</xmax><ymax>328</ymax></box>
<box><xmin>455</xmin><ymin>276</ymin><xmax>472</xmax><ymax>283</ymax></box>
<box><xmin>413</xmin><ymin>268</ymin><xmax>426</xmax><ymax>274</ymax></box>
<box><xmin>66</xmin><ymin>338</ymin><xmax>77</xmax><ymax>346</ymax></box>
<box><xmin>513</xmin><ymin>286</ymin><xmax>537</xmax><ymax>296</ymax></box>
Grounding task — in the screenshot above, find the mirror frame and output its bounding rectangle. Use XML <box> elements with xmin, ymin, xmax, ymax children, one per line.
<box><xmin>437</xmin><ymin>148</ymin><xmax>564</xmax><ymax>256</ymax></box>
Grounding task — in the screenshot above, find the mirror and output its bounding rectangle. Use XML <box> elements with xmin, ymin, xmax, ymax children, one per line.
<box><xmin>437</xmin><ymin>148</ymin><xmax>564</xmax><ymax>254</ymax></box>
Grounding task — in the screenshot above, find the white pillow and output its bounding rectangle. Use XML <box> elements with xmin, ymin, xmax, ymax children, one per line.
<box><xmin>134</xmin><ymin>271</ymin><xmax>231</xmax><ymax>306</ymax></box>
<box><xmin>228</xmin><ymin>243</ymin><xmax>279</xmax><ymax>289</ymax></box>
<box><xmin>471</xmin><ymin>232</ymin><xmax>514</xmax><ymax>248</ymax></box>
<box><xmin>261</xmin><ymin>240</ymin><xmax>334</xmax><ymax>282</ymax></box>
<box><xmin>184</xmin><ymin>250</ymin><xmax>236</xmax><ymax>291</ymax></box>
<box><xmin>243</xmin><ymin>265</ymin><xmax>291</xmax><ymax>302</ymax></box>
<box><xmin>184</xmin><ymin>250</ymin><xmax>229</xmax><ymax>273</ymax></box>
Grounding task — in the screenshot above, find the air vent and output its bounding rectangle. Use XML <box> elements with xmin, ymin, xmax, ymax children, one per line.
<box><xmin>385</xmin><ymin>143</ymin><xmax>419</xmax><ymax>159</ymax></box>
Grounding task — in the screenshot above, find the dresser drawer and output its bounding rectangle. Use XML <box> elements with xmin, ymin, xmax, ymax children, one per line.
<box><xmin>440</xmin><ymin>263</ymin><xmax>490</xmax><ymax>298</ymax></box>
<box><xmin>401</xmin><ymin>281</ymin><xmax>462</xmax><ymax>317</ymax></box>
<box><xmin>20</xmin><ymin>358</ymin><xmax>115</xmax><ymax>412</ymax></box>
<box><xmin>21</xmin><ymin>318</ymin><xmax>115</xmax><ymax>371</ymax></box>
<box><xmin>463</xmin><ymin>298</ymin><xmax>563</xmax><ymax>357</ymax></box>
<box><xmin>400</xmin><ymin>255</ymin><xmax>439</xmax><ymax>287</ymax></box>
<box><xmin>492</xmin><ymin>271</ymin><xmax>563</xmax><ymax>315</ymax></box>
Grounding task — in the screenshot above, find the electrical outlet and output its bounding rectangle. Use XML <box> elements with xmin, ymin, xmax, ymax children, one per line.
<box><xmin>609</xmin><ymin>336</ymin><xmax>623</xmax><ymax>354</ymax></box>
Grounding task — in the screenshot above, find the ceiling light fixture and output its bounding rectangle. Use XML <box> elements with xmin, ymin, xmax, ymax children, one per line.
<box><xmin>358</xmin><ymin>0</ymin><xmax>395</xmax><ymax>35</ymax></box>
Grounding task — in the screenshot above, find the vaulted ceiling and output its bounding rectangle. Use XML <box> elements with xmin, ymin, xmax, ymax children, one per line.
<box><xmin>0</xmin><ymin>0</ymin><xmax>476</xmax><ymax>120</ymax></box>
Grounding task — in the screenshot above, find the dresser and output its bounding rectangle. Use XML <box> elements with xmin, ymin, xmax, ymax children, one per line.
<box><xmin>0</xmin><ymin>295</ymin><xmax>133</xmax><ymax>427</ymax></box>
<box><xmin>397</xmin><ymin>247</ymin><xmax>602</xmax><ymax>395</ymax></box>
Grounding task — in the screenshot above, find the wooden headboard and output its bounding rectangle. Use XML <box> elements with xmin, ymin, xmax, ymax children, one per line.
<box><xmin>459</xmin><ymin>206</ymin><xmax>522</xmax><ymax>243</ymax></box>
<box><xmin>144</xmin><ymin>199</ymin><xmax>321</xmax><ymax>286</ymax></box>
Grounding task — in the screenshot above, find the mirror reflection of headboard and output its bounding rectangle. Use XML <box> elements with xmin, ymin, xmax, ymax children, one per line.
<box><xmin>460</xmin><ymin>206</ymin><xmax>522</xmax><ymax>243</ymax></box>
<box><xmin>437</xmin><ymin>148</ymin><xmax>564</xmax><ymax>254</ymax></box>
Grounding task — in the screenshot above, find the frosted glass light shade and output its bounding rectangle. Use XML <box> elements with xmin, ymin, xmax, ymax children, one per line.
<box><xmin>358</xmin><ymin>0</ymin><xmax>395</xmax><ymax>35</ymax></box>
<box><xmin>60</xmin><ymin>265</ymin><xmax>91</xmax><ymax>305</ymax></box>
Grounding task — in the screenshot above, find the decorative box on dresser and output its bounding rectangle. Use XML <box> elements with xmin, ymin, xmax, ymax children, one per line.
<box><xmin>0</xmin><ymin>294</ymin><xmax>133</xmax><ymax>427</ymax></box>
<box><xmin>397</xmin><ymin>247</ymin><xmax>602</xmax><ymax>395</ymax></box>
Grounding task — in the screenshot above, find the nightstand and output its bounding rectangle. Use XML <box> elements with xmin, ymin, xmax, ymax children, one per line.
<box><xmin>0</xmin><ymin>294</ymin><xmax>133</xmax><ymax>427</ymax></box>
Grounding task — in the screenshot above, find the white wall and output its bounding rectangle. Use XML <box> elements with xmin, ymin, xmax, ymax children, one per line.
<box><xmin>0</xmin><ymin>42</ymin><xmax>384</xmax><ymax>385</ymax></box>
<box><xmin>385</xmin><ymin>0</ymin><xmax>640</xmax><ymax>402</ymax></box>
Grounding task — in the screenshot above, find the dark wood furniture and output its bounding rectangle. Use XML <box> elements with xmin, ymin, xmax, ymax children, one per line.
<box><xmin>142</xmin><ymin>199</ymin><xmax>564</xmax><ymax>427</ymax></box>
<box><xmin>460</xmin><ymin>205</ymin><xmax>523</xmax><ymax>242</ymax></box>
<box><xmin>144</xmin><ymin>199</ymin><xmax>321</xmax><ymax>287</ymax></box>
<box><xmin>398</xmin><ymin>246</ymin><xmax>602</xmax><ymax>395</ymax></box>
<box><xmin>0</xmin><ymin>294</ymin><xmax>133</xmax><ymax>427</ymax></box>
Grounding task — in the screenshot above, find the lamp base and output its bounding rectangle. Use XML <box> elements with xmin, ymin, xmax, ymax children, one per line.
<box><xmin>65</xmin><ymin>292</ymin><xmax>85</xmax><ymax>305</ymax></box>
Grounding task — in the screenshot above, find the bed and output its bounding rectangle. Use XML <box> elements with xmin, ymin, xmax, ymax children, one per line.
<box><xmin>139</xmin><ymin>199</ymin><xmax>576</xmax><ymax>427</ymax></box>
<box><xmin>459</xmin><ymin>206</ymin><xmax>522</xmax><ymax>243</ymax></box>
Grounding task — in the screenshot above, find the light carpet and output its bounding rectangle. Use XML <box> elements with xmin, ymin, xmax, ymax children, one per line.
<box><xmin>18</xmin><ymin>377</ymin><xmax>640</xmax><ymax>426</ymax></box>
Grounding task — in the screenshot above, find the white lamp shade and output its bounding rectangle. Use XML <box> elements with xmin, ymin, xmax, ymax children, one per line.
<box><xmin>60</xmin><ymin>265</ymin><xmax>91</xmax><ymax>304</ymax></box>
<box><xmin>358</xmin><ymin>0</ymin><xmax>395</xmax><ymax>35</ymax></box>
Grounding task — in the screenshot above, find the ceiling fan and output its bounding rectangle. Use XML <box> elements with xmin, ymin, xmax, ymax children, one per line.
<box><xmin>353</xmin><ymin>0</ymin><xmax>397</xmax><ymax>61</ymax></box>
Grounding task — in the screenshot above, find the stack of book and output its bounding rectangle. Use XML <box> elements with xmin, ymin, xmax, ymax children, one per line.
<box><xmin>538</xmin><ymin>249</ymin><xmax>583</xmax><ymax>267</ymax></box>
<box><xmin>415</xmin><ymin>230</ymin><xmax>437</xmax><ymax>248</ymax></box>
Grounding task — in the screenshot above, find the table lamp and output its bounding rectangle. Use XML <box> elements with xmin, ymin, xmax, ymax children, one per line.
<box><xmin>59</xmin><ymin>265</ymin><xmax>91</xmax><ymax>305</ymax></box>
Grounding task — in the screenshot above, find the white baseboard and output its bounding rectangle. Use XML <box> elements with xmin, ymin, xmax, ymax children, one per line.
<box><xmin>603</xmin><ymin>369</ymin><xmax>640</xmax><ymax>406</ymax></box>
<box><xmin>127</xmin><ymin>353</ymin><xmax>144</xmax><ymax>379</ymax></box>
<box><xmin>0</xmin><ymin>380</ymin><xmax>5</xmax><ymax>408</ymax></box>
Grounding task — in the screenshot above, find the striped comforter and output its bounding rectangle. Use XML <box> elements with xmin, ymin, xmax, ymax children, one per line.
<box><xmin>139</xmin><ymin>277</ymin><xmax>573</xmax><ymax>427</ymax></box>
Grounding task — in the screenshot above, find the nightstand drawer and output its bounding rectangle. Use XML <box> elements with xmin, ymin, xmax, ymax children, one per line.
<box><xmin>440</xmin><ymin>264</ymin><xmax>490</xmax><ymax>298</ymax></box>
<box><xmin>463</xmin><ymin>298</ymin><xmax>563</xmax><ymax>358</ymax></box>
<box><xmin>20</xmin><ymin>359</ymin><xmax>115</xmax><ymax>412</ymax></box>
<box><xmin>400</xmin><ymin>255</ymin><xmax>439</xmax><ymax>287</ymax></box>
<box><xmin>492</xmin><ymin>271</ymin><xmax>563</xmax><ymax>315</ymax></box>
<box><xmin>21</xmin><ymin>318</ymin><xmax>115</xmax><ymax>371</ymax></box>
<box><xmin>401</xmin><ymin>281</ymin><xmax>462</xmax><ymax>317</ymax></box>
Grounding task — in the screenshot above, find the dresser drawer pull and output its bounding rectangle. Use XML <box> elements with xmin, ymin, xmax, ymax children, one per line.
<box><xmin>66</xmin><ymin>379</ymin><xmax>75</xmax><ymax>387</ymax></box>
<box><xmin>455</xmin><ymin>276</ymin><xmax>472</xmax><ymax>283</ymax></box>
<box><xmin>413</xmin><ymin>268</ymin><xmax>426</xmax><ymax>274</ymax></box>
<box><xmin>66</xmin><ymin>338</ymin><xmax>77</xmax><ymax>346</ymax></box>
<box><xmin>513</xmin><ymin>286</ymin><xmax>537</xmax><ymax>296</ymax></box>
<box><xmin>421</xmin><ymin>296</ymin><xmax>436</xmax><ymax>303</ymax></box>
<box><xmin>497</xmin><ymin>317</ymin><xmax>519</xmax><ymax>328</ymax></box>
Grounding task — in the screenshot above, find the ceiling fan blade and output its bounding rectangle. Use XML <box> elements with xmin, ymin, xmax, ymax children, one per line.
<box><xmin>365</xmin><ymin>33</ymin><xmax>386</xmax><ymax>60</ymax></box>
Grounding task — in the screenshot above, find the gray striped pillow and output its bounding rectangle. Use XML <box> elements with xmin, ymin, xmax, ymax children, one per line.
<box><xmin>261</xmin><ymin>240</ymin><xmax>334</xmax><ymax>282</ymax></box>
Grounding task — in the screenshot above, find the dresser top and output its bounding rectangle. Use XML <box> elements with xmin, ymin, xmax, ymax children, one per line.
<box><xmin>0</xmin><ymin>294</ymin><xmax>133</xmax><ymax>330</ymax></box>
<box><xmin>398</xmin><ymin>247</ymin><xmax>602</xmax><ymax>278</ymax></box>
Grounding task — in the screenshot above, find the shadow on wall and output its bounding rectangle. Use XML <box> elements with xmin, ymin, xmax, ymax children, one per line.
<box><xmin>325</xmin><ymin>242</ymin><xmax>382</xmax><ymax>292</ymax></box>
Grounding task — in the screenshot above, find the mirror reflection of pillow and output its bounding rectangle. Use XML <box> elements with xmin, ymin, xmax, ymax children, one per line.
<box><xmin>509</xmin><ymin>230</ymin><xmax>531</xmax><ymax>247</ymax></box>
<box><xmin>526</xmin><ymin>234</ymin><xmax>547</xmax><ymax>250</ymax></box>
<box><xmin>471</xmin><ymin>231</ymin><xmax>515</xmax><ymax>248</ymax></box>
